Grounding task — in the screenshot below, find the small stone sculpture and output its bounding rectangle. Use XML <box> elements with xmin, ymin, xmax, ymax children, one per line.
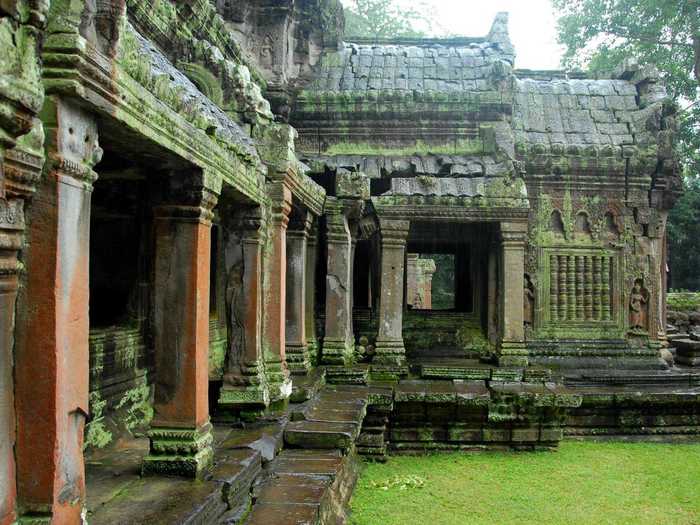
<box><xmin>629</xmin><ymin>280</ymin><xmax>648</xmax><ymax>331</ymax></box>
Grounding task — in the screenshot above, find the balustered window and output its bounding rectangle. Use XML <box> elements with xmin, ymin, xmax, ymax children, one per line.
<box><xmin>542</xmin><ymin>249</ymin><xmax>619</xmax><ymax>326</ymax></box>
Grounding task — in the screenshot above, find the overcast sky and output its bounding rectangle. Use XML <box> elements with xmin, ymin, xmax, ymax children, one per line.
<box><xmin>343</xmin><ymin>0</ymin><xmax>565</xmax><ymax>70</ymax></box>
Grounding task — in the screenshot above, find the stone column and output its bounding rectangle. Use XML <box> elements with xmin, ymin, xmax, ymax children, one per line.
<box><xmin>142</xmin><ymin>174</ymin><xmax>218</xmax><ymax>478</ymax></box>
<box><xmin>497</xmin><ymin>222</ymin><xmax>528</xmax><ymax>367</ymax></box>
<box><xmin>286</xmin><ymin>210</ymin><xmax>313</xmax><ymax>374</ymax></box>
<box><xmin>420</xmin><ymin>259</ymin><xmax>436</xmax><ymax>309</ymax></box>
<box><xmin>1</xmin><ymin>145</ymin><xmax>42</xmax><ymax>525</ymax></box>
<box><xmin>322</xmin><ymin>198</ymin><xmax>356</xmax><ymax>365</ymax></box>
<box><xmin>373</xmin><ymin>218</ymin><xmax>410</xmax><ymax>373</ymax></box>
<box><xmin>305</xmin><ymin>221</ymin><xmax>319</xmax><ymax>363</ymax></box>
<box><xmin>487</xmin><ymin>243</ymin><xmax>499</xmax><ymax>346</ymax></box>
<box><xmin>14</xmin><ymin>99</ymin><xmax>100</xmax><ymax>522</ymax></box>
<box><xmin>649</xmin><ymin>210</ymin><xmax>668</xmax><ymax>344</ymax></box>
<box><xmin>406</xmin><ymin>254</ymin><xmax>419</xmax><ymax>307</ymax></box>
<box><xmin>0</xmin><ymin>8</ymin><xmax>47</xmax><ymax>520</ymax></box>
<box><xmin>263</xmin><ymin>178</ymin><xmax>292</xmax><ymax>403</ymax></box>
<box><xmin>218</xmin><ymin>207</ymin><xmax>270</xmax><ymax>410</ymax></box>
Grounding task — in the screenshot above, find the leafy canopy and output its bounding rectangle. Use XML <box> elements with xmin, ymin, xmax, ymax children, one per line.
<box><xmin>342</xmin><ymin>0</ymin><xmax>434</xmax><ymax>38</ymax></box>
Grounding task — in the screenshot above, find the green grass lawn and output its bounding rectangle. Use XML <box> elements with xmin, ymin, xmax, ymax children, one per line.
<box><xmin>349</xmin><ymin>442</ymin><xmax>700</xmax><ymax>525</ymax></box>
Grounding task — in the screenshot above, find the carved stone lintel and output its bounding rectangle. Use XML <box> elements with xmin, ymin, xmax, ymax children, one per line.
<box><xmin>155</xmin><ymin>173</ymin><xmax>219</xmax><ymax>224</ymax></box>
<box><xmin>378</xmin><ymin>218</ymin><xmax>410</xmax><ymax>247</ymax></box>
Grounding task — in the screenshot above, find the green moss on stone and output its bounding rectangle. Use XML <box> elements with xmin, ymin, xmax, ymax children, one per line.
<box><xmin>84</xmin><ymin>391</ymin><xmax>113</xmax><ymax>450</ymax></box>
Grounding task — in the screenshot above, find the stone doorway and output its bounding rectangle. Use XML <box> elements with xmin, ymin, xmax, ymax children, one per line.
<box><xmin>403</xmin><ymin>222</ymin><xmax>496</xmax><ymax>364</ymax></box>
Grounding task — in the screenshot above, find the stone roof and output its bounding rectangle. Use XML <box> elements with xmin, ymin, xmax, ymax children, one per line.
<box><xmin>513</xmin><ymin>77</ymin><xmax>648</xmax><ymax>148</ymax></box>
<box><xmin>304</xmin><ymin>13</ymin><xmax>515</xmax><ymax>94</ymax></box>
<box><xmin>134</xmin><ymin>29</ymin><xmax>260</xmax><ymax>160</ymax></box>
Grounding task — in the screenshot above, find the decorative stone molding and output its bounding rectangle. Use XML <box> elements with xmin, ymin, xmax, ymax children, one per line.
<box><xmin>142</xmin><ymin>422</ymin><xmax>214</xmax><ymax>478</ymax></box>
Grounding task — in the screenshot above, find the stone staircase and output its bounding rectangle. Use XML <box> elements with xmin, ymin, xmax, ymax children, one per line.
<box><xmin>244</xmin><ymin>385</ymin><xmax>369</xmax><ymax>524</ymax></box>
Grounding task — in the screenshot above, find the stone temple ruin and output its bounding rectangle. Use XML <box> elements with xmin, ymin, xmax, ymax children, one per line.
<box><xmin>1</xmin><ymin>1</ymin><xmax>698</xmax><ymax>523</ymax></box>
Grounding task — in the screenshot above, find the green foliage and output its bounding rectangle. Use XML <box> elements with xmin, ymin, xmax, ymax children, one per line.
<box><xmin>455</xmin><ymin>323</ymin><xmax>489</xmax><ymax>357</ymax></box>
<box><xmin>342</xmin><ymin>0</ymin><xmax>432</xmax><ymax>38</ymax></box>
<box><xmin>351</xmin><ymin>442</ymin><xmax>700</xmax><ymax>524</ymax></box>
<box><xmin>667</xmin><ymin>291</ymin><xmax>700</xmax><ymax>311</ymax></box>
<box><xmin>369</xmin><ymin>474</ymin><xmax>426</xmax><ymax>491</ymax></box>
<box><xmin>668</xmin><ymin>176</ymin><xmax>700</xmax><ymax>290</ymax></box>
<box><xmin>84</xmin><ymin>392</ymin><xmax>113</xmax><ymax>450</ymax></box>
<box><xmin>422</xmin><ymin>253</ymin><xmax>455</xmax><ymax>310</ymax></box>
<box><xmin>115</xmin><ymin>384</ymin><xmax>154</xmax><ymax>434</ymax></box>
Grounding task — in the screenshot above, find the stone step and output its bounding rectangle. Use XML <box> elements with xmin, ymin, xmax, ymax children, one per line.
<box><xmin>218</xmin><ymin>420</ymin><xmax>285</xmax><ymax>464</ymax></box>
<box><xmin>245</xmin><ymin>450</ymin><xmax>357</xmax><ymax>525</ymax></box>
<box><xmin>89</xmin><ymin>447</ymin><xmax>261</xmax><ymax>525</ymax></box>
<box><xmin>284</xmin><ymin>420</ymin><xmax>360</xmax><ymax>450</ymax></box>
<box><xmin>324</xmin><ymin>365</ymin><xmax>369</xmax><ymax>385</ymax></box>
<box><xmin>290</xmin><ymin>368</ymin><xmax>326</xmax><ymax>403</ymax></box>
<box><xmin>284</xmin><ymin>385</ymin><xmax>369</xmax><ymax>450</ymax></box>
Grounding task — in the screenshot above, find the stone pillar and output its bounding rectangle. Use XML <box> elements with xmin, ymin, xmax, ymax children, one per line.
<box><xmin>218</xmin><ymin>207</ymin><xmax>270</xmax><ymax>410</ymax></box>
<box><xmin>406</xmin><ymin>253</ymin><xmax>419</xmax><ymax>307</ymax></box>
<box><xmin>322</xmin><ymin>198</ymin><xmax>356</xmax><ymax>365</ymax></box>
<box><xmin>497</xmin><ymin>222</ymin><xmax>528</xmax><ymax>367</ymax></box>
<box><xmin>0</xmin><ymin>7</ymin><xmax>47</xmax><ymax>520</ymax></box>
<box><xmin>286</xmin><ymin>210</ymin><xmax>313</xmax><ymax>374</ymax></box>
<box><xmin>487</xmin><ymin>242</ymin><xmax>499</xmax><ymax>347</ymax></box>
<box><xmin>305</xmin><ymin>221</ymin><xmax>319</xmax><ymax>363</ymax></box>
<box><xmin>0</xmin><ymin>178</ymin><xmax>20</xmax><ymax>525</ymax></box>
<box><xmin>263</xmin><ymin>179</ymin><xmax>292</xmax><ymax>403</ymax></box>
<box><xmin>374</xmin><ymin>218</ymin><xmax>410</xmax><ymax>373</ymax></box>
<box><xmin>1</xmin><ymin>145</ymin><xmax>42</xmax><ymax>525</ymax></box>
<box><xmin>14</xmin><ymin>99</ymin><xmax>100</xmax><ymax>522</ymax></box>
<box><xmin>420</xmin><ymin>259</ymin><xmax>436</xmax><ymax>309</ymax></box>
<box><xmin>142</xmin><ymin>174</ymin><xmax>218</xmax><ymax>478</ymax></box>
<box><xmin>649</xmin><ymin>211</ymin><xmax>668</xmax><ymax>345</ymax></box>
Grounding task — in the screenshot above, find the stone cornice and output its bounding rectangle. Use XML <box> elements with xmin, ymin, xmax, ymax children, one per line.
<box><xmin>268</xmin><ymin>165</ymin><xmax>326</xmax><ymax>217</ymax></box>
<box><xmin>40</xmin><ymin>23</ymin><xmax>267</xmax><ymax>205</ymax></box>
<box><xmin>372</xmin><ymin>200</ymin><xmax>530</xmax><ymax>223</ymax></box>
<box><xmin>377</xmin><ymin>217</ymin><xmax>410</xmax><ymax>247</ymax></box>
<box><xmin>3</xmin><ymin>147</ymin><xmax>43</xmax><ymax>199</ymax></box>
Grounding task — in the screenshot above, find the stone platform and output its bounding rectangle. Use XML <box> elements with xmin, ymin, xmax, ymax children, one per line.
<box><xmin>84</xmin><ymin>371</ymin><xmax>700</xmax><ymax>524</ymax></box>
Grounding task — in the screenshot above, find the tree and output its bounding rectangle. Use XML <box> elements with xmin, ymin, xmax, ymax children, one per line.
<box><xmin>668</xmin><ymin>175</ymin><xmax>700</xmax><ymax>290</ymax></box>
<box><xmin>342</xmin><ymin>0</ymin><xmax>432</xmax><ymax>38</ymax></box>
<box><xmin>553</xmin><ymin>0</ymin><xmax>700</xmax><ymax>289</ymax></box>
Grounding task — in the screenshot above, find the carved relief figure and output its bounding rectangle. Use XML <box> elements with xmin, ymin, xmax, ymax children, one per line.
<box><xmin>524</xmin><ymin>273</ymin><xmax>535</xmax><ymax>331</ymax></box>
<box><xmin>260</xmin><ymin>34</ymin><xmax>274</xmax><ymax>69</ymax></box>
<box><xmin>629</xmin><ymin>279</ymin><xmax>649</xmax><ymax>331</ymax></box>
<box><xmin>224</xmin><ymin>261</ymin><xmax>245</xmax><ymax>384</ymax></box>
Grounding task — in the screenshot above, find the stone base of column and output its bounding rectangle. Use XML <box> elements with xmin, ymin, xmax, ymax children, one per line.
<box><xmin>372</xmin><ymin>340</ymin><xmax>408</xmax><ymax>380</ymax></box>
<box><xmin>497</xmin><ymin>341</ymin><xmax>529</xmax><ymax>367</ymax></box>
<box><xmin>286</xmin><ymin>343</ymin><xmax>311</xmax><ymax>374</ymax></box>
<box><xmin>265</xmin><ymin>358</ymin><xmax>293</xmax><ymax>403</ymax></box>
<box><xmin>373</xmin><ymin>339</ymin><xmax>407</xmax><ymax>366</ymax></box>
<box><xmin>370</xmin><ymin>364</ymin><xmax>409</xmax><ymax>381</ymax></box>
<box><xmin>218</xmin><ymin>361</ymin><xmax>270</xmax><ymax>410</ymax></box>
<box><xmin>142</xmin><ymin>422</ymin><xmax>214</xmax><ymax>478</ymax></box>
<box><xmin>307</xmin><ymin>339</ymin><xmax>319</xmax><ymax>367</ymax></box>
<box><xmin>218</xmin><ymin>383</ymin><xmax>270</xmax><ymax>408</ymax></box>
<box><xmin>321</xmin><ymin>339</ymin><xmax>355</xmax><ymax>365</ymax></box>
